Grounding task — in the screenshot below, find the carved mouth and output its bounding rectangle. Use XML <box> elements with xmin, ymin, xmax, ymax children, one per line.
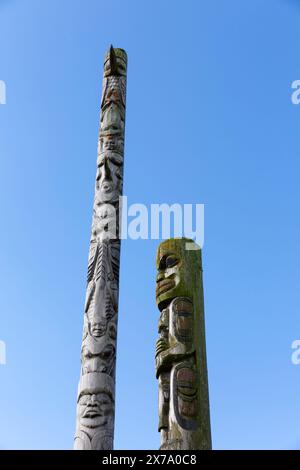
<box><xmin>156</xmin><ymin>279</ymin><xmax>175</xmax><ymax>296</ymax></box>
<box><xmin>83</xmin><ymin>409</ymin><xmax>101</xmax><ymax>418</ymax></box>
<box><xmin>91</xmin><ymin>327</ymin><xmax>105</xmax><ymax>337</ymax></box>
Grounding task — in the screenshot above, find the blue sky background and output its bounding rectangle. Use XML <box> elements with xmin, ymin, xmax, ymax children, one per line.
<box><xmin>1</xmin><ymin>0</ymin><xmax>300</xmax><ymax>450</ymax></box>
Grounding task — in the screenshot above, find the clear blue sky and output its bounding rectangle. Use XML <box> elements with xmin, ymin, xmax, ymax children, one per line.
<box><xmin>1</xmin><ymin>0</ymin><xmax>300</xmax><ymax>450</ymax></box>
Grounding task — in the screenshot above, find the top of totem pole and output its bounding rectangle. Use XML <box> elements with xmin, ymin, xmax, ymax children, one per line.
<box><xmin>156</xmin><ymin>238</ymin><xmax>202</xmax><ymax>310</ymax></box>
<box><xmin>104</xmin><ymin>45</ymin><xmax>127</xmax><ymax>76</ymax></box>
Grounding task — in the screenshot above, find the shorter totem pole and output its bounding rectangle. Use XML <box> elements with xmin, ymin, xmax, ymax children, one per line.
<box><xmin>155</xmin><ymin>238</ymin><xmax>212</xmax><ymax>450</ymax></box>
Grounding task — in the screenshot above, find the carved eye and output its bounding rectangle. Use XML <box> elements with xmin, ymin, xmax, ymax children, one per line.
<box><xmin>117</xmin><ymin>62</ymin><xmax>125</xmax><ymax>73</ymax></box>
<box><xmin>165</xmin><ymin>256</ymin><xmax>178</xmax><ymax>269</ymax></box>
<box><xmin>79</xmin><ymin>396</ymin><xmax>89</xmax><ymax>405</ymax></box>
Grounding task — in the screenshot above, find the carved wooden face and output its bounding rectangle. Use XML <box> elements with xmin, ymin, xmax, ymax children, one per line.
<box><xmin>156</xmin><ymin>239</ymin><xmax>198</xmax><ymax>310</ymax></box>
<box><xmin>172</xmin><ymin>364</ymin><xmax>198</xmax><ymax>431</ymax></box>
<box><xmin>156</xmin><ymin>248</ymin><xmax>180</xmax><ymax>308</ymax></box>
<box><xmin>82</xmin><ymin>343</ymin><xmax>116</xmax><ymax>376</ymax></box>
<box><xmin>95</xmin><ymin>153</ymin><xmax>123</xmax><ymax>203</ymax></box>
<box><xmin>101</xmin><ymin>103</ymin><xmax>124</xmax><ymax>134</ymax></box>
<box><xmin>78</xmin><ymin>390</ymin><xmax>113</xmax><ymax>429</ymax></box>
<box><xmin>158</xmin><ymin>309</ymin><xmax>169</xmax><ymax>341</ymax></box>
<box><xmin>82</xmin><ymin>318</ymin><xmax>117</xmax><ymax>376</ymax></box>
<box><xmin>85</xmin><ymin>241</ymin><xmax>119</xmax><ymax>342</ymax></box>
<box><xmin>90</xmin><ymin>319</ymin><xmax>106</xmax><ymax>338</ymax></box>
<box><xmin>176</xmin><ymin>367</ymin><xmax>197</xmax><ymax>419</ymax></box>
<box><xmin>98</xmin><ymin>134</ymin><xmax>124</xmax><ymax>155</ymax></box>
<box><xmin>171</xmin><ymin>298</ymin><xmax>193</xmax><ymax>344</ymax></box>
<box><xmin>85</xmin><ymin>312</ymin><xmax>116</xmax><ymax>341</ymax></box>
<box><xmin>89</xmin><ymin>283</ymin><xmax>117</xmax><ymax>336</ymax></box>
<box><xmin>92</xmin><ymin>205</ymin><xmax>117</xmax><ymax>242</ymax></box>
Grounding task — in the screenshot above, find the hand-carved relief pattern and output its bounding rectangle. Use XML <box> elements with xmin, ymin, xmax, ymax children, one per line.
<box><xmin>155</xmin><ymin>239</ymin><xmax>212</xmax><ymax>450</ymax></box>
<box><xmin>74</xmin><ymin>46</ymin><xmax>127</xmax><ymax>450</ymax></box>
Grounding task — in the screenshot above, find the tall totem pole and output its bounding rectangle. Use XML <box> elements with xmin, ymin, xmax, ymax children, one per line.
<box><xmin>155</xmin><ymin>238</ymin><xmax>212</xmax><ymax>450</ymax></box>
<box><xmin>74</xmin><ymin>46</ymin><xmax>127</xmax><ymax>450</ymax></box>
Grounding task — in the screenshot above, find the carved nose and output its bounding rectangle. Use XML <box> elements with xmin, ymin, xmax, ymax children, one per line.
<box><xmin>90</xmin><ymin>394</ymin><xmax>97</xmax><ymax>404</ymax></box>
<box><xmin>156</xmin><ymin>272</ymin><xmax>164</xmax><ymax>283</ymax></box>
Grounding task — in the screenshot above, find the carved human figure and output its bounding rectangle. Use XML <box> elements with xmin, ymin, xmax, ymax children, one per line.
<box><xmin>91</xmin><ymin>204</ymin><xmax>117</xmax><ymax>241</ymax></box>
<box><xmin>103</xmin><ymin>46</ymin><xmax>127</xmax><ymax>78</ymax></box>
<box><xmin>82</xmin><ymin>317</ymin><xmax>117</xmax><ymax>377</ymax></box>
<box><xmin>95</xmin><ymin>152</ymin><xmax>123</xmax><ymax>204</ymax></box>
<box><xmin>155</xmin><ymin>238</ymin><xmax>212</xmax><ymax>450</ymax></box>
<box><xmin>101</xmin><ymin>103</ymin><xmax>124</xmax><ymax>134</ymax></box>
<box><xmin>81</xmin><ymin>239</ymin><xmax>119</xmax><ymax>379</ymax></box>
<box><xmin>84</xmin><ymin>241</ymin><xmax>118</xmax><ymax>320</ymax></box>
<box><xmin>156</xmin><ymin>297</ymin><xmax>196</xmax><ymax>449</ymax></box>
<box><xmin>101</xmin><ymin>46</ymin><xmax>126</xmax><ymax>138</ymax></box>
<box><xmin>98</xmin><ymin>134</ymin><xmax>124</xmax><ymax>155</ymax></box>
<box><xmin>156</xmin><ymin>238</ymin><xmax>200</xmax><ymax>310</ymax></box>
<box><xmin>74</xmin><ymin>373</ymin><xmax>114</xmax><ymax>450</ymax></box>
